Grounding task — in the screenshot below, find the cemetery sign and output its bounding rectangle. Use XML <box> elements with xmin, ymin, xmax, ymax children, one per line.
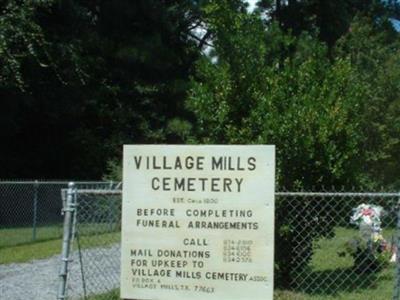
<box><xmin>120</xmin><ymin>145</ymin><xmax>275</xmax><ymax>300</ymax></box>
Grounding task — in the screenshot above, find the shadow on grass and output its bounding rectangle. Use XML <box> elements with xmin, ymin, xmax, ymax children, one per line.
<box><xmin>293</xmin><ymin>266</ymin><xmax>393</xmax><ymax>296</ymax></box>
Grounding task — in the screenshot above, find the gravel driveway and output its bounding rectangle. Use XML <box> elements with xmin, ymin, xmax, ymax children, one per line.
<box><xmin>0</xmin><ymin>244</ymin><xmax>120</xmax><ymax>300</ymax></box>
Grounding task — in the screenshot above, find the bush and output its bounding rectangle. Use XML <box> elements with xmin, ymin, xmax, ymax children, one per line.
<box><xmin>344</xmin><ymin>236</ymin><xmax>391</xmax><ymax>273</ymax></box>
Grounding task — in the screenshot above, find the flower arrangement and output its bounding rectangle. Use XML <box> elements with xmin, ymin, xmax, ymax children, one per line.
<box><xmin>344</xmin><ymin>204</ymin><xmax>393</xmax><ymax>273</ymax></box>
<box><xmin>350</xmin><ymin>204</ymin><xmax>384</xmax><ymax>236</ymax></box>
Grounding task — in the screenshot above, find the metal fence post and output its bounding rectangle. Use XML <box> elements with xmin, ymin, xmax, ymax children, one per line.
<box><xmin>393</xmin><ymin>193</ymin><xmax>400</xmax><ymax>300</ymax></box>
<box><xmin>57</xmin><ymin>182</ymin><xmax>76</xmax><ymax>300</ymax></box>
<box><xmin>32</xmin><ymin>180</ymin><xmax>39</xmax><ymax>241</ymax></box>
<box><xmin>109</xmin><ymin>180</ymin><xmax>114</xmax><ymax>231</ymax></box>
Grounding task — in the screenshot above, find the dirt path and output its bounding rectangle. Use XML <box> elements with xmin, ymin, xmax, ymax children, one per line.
<box><xmin>0</xmin><ymin>244</ymin><xmax>120</xmax><ymax>300</ymax></box>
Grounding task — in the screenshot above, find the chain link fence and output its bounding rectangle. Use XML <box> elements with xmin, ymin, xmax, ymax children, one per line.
<box><xmin>0</xmin><ymin>181</ymin><xmax>119</xmax><ymax>300</ymax></box>
<box><xmin>58</xmin><ymin>188</ymin><xmax>400</xmax><ymax>300</ymax></box>
<box><xmin>1</xmin><ymin>182</ymin><xmax>399</xmax><ymax>299</ymax></box>
<box><xmin>61</xmin><ymin>185</ymin><xmax>122</xmax><ymax>300</ymax></box>
<box><xmin>276</xmin><ymin>192</ymin><xmax>399</xmax><ymax>299</ymax></box>
<box><xmin>0</xmin><ymin>181</ymin><xmax>118</xmax><ymax>248</ymax></box>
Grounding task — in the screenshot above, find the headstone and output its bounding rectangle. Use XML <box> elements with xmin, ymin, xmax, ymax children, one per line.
<box><xmin>120</xmin><ymin>145</ymin><xmax>275</xmax><ymax>300</ymax></box>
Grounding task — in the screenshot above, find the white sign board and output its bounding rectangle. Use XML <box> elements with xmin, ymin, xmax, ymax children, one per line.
<box><xmin>121</xmin><ymin>145</ymin><xmax>275</xmax><ymax>300</ymax></box>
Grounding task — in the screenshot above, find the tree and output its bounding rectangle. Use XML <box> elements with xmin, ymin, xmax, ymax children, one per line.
<box><xmin>187</xmin><ymin>1</ymin><xmax>370</xmax><ymax>190</ymax></box>
<box><xmin>259</xmin><ymin>0</ymin><xmax>400</xmax><ymax>47</ymax></box>
<box><xmin>335</xmin><ymin>16</ymin><xmax>400</xmax><ymax>189</ymax></box>
<box><xmin>0</xmin><ymin>0</ymin><xmax>200</xmax><ymax>179</ymax></box>
<box><xmin>186</xmin><ymin>0</ymin><xmax>400</xmax><ymax>285</ymax></box>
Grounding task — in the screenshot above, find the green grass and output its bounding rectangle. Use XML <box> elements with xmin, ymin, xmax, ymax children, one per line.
<box><xmin>0</xmin><ymin>223</ymin><xmax>120</xmax><ymax>249</ymax></box>
<box><xmin>0</xmin><ymin>227</ymin><xmax>120</xmax><ymax>264</ymax></box>
<box><xmin>0</xmin><ymin>224</ymin><xmax>63</xmax><ymax>248</ymax></box>
<box><xmin>85</xmin><ymin>289</ymin><xmax>120</xmax><ymax>300</ymax></box>
<box><xmin>274</xmin><ymin>227</ymin><xmax>396</xmax><ymax>300</ymax></box>
<box><xmin>82</xmin><ymin>227</ymin><xmax>396</xmax><ymax>300</ymax></box>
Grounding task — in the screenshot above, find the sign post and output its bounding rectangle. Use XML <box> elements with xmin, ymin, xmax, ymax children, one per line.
<box><xmin>121</xmin><ymin>145</ymin><xmax>275</xmax><ymax>300</ymax></box>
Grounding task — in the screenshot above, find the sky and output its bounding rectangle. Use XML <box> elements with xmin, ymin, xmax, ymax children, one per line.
<box><xmin>246</xmin><ymin>0</ymin><xmax>258</xmax><ymax>13</ymax></box>
<box><xmin>392</xmin><ymin>18</ymin><xmax>400</xmax><ymax>31</ymax></box>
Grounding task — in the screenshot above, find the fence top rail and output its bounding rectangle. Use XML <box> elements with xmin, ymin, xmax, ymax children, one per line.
<box><xmin>68</xmin><ymin>189</ymin><xmax>122</xmax><ymax>194</ymax></box>
<box><xmin>1</xmin><ymin>181</ymin><xmax>397</xmax><ymax>197</ymax></box>
<box><xmin>276</xmin><ymin>192</ymin><xmax>400</xmax><ymax>197</ymax></box>
<box><xmin>65</xmin><ymin>189</ymin><xmax>398</xmax><ymax>197</ymax></box>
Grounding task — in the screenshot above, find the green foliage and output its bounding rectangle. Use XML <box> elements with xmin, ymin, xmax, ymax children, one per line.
<box><xmin>0</xmin><ymin>1</ymin><xmax>53</xmax><ymax>90</ymax></box>
<box><xmin>335</xmin><ymin>17</ymin><xmax>400</xmax><ymax>189</ymax></box>
<box><xmin>188</xmin><ymin>1</ymin><xmax>370</xmax><ymax>190</ymax></box>
<box><xmin>103</xmin><ymin>160</ymin><xmax>123</xmax><ymax>182</ymax></box>
<box><xmin>261</xmin><ymin>0</ymin><xmax>399</xmax><ymax>46</ymax></box>
<box><xmin>343</xmin><ymin>236</ymin><xmax>391</xmax><ymax>273</ymax></box>
<box><xmin>1</xmin><ymin>0</ymin><xmax>398</xmax><ymax>184</ymax></box>
<box><xmin>1</xmin><ymin>0</ymin><xmax>399</xmax><ymax>290</ymax></box>
<box><xmin>186</xmin><ymin>0</ymin><xmax>400</xmax><ymax>286</ymax></box>
<box><xmin>0</xmin><ymin>1</ymin><xmax>199</xmax><ymax>179</ymax></box>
